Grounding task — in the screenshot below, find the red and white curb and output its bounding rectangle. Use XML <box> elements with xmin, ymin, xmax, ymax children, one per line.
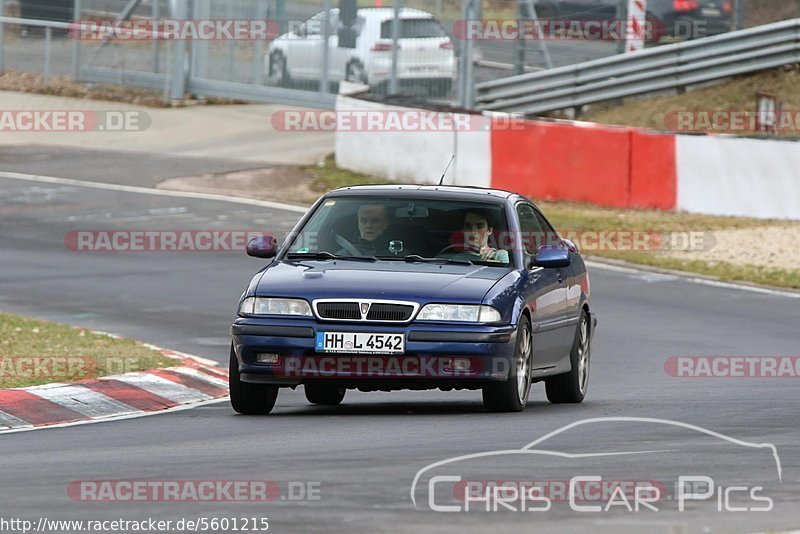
<box><xmin>0</xmin><ymin>340</ymin><xmax>229</xmax><ymax>434</ymax></box>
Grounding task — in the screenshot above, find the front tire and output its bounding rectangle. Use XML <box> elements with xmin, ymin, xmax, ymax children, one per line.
<box><xmin>304</xmin><ymin>384</ymin><xmax>346</xmax><ymax>405</ymax></box>
<box><xmin>545</xmin><ymin>309</ymin><xmax>590</xmax><ymax>404</ymax></box>
<box><xmin>229</xmin><ymin>345</ymin><xmax>278</xmax><ymax>414</ymax></box>
<box><xmin>482</xmin><ymin>316</ymin><xmax>533</xmax><ymax>412</ymax></box>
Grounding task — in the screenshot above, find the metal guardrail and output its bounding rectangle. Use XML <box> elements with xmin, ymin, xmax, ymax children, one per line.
<box><xmin>476</xmin><ymin>19</ymin><xmax>800</xmax><ymax>115</ymax></box>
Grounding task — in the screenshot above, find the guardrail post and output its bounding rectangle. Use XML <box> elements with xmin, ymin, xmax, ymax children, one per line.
<box><xmin>319</xmin><ymin>0</ymin><xmax>332</xmax><ymax>94</ymax></box>
<box><xmin>0</xmin><ymin>0</ymin><xmax>5</xmax><ymax>74</ymax></box>
<box><xmin>389</xmin><ymin>0</ymin><xmax>401</xmax><ymax>94</ymax></box>
<box><xmin>44</xmin><ymin>26</ymin><xmax>52</xmax><ymax>83</ymax></box>
<box><xmin>252</xmin><ymin>0</ymin><xmax>267</xmax><ymax>85</ymax></box>
<box><xmin>169</xmin><ymin>0</ymin><xmax>188</xmax><ymax>101</ymax></box>
<box><xmin>458</xmin><ymin>0</ymin><xmax>477</xmax><ymax>108</ymax></box>
<box><xmin>276</xmin><ymin>0</ymin><xmax>286</xmax><ymax>34</ymax></box>
<box><xmin>734</xmin><ymin>0</ymin><xmax>746</xmax><ymax>30</ymax></box>
<box><xmin>71</xmin><ymin>0</ymin><xmax>82</xmax><ymax>79</ymax></box>
<box><xmin>616</xmin><ymin>0</ymin><xmax>627</xmax><ymax>54</ymax></box>
<box><xmin>515</xmin><ymin>0</ymin><xmax>525</xmax><ymax>75</ymax></box>
<box><xmin>191</xmin><ymin>0</ymin><xmax>209</xmax><ymax>80</ymax></box>
<box><xmin>151</xmin><ymin>0</ymin><xmax>160</xmax><ymax>73</ymax></box>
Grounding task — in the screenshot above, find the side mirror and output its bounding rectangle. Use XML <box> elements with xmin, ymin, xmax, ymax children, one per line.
<box><xmin>246</xmin><ymin>235</ymin><xmax>278</xmax><ymax>259</ymax></box>
<box><xmin>533</xmin><ymin>245</ymin><xmax>571</xmax><ymax>269</ymax></box>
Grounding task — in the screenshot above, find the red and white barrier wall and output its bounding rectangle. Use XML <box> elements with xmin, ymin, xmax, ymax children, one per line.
<box><xmin>335</xmin><ymin>95</ymin><xmax>800</xmax><ymax>220</ymax></box>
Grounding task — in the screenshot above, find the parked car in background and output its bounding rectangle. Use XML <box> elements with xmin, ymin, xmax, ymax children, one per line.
<box><xmin>267</xmin><ymin>7</ymin><xmax>456</xmax><ymax>96</ymax></box>
<box><xmin>535</xmin><ymin>0</ymin><xmax>733</xmax><ymax>41</ymax></box>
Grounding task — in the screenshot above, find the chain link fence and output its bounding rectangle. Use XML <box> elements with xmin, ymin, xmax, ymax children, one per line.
<box><xmin>1</xmin><ymin>0</ymin><xmax>799</xmax><ymax>107</ymax></box>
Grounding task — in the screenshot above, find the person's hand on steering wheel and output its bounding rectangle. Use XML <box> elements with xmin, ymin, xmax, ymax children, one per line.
<box><xmin>479</xmin><ymin>246</ymin><xmax>499</xmax><ymax>261</ymax></box>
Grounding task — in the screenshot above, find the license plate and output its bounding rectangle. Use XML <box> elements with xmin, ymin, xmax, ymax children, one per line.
<box><xmin>702</xmin><ymin>7</ymin><xmax>721</xmax><ymax>16</ymax></box>
<box><xmin>316</xmin><ymin>332</ymin><xmax>405</xmax><ymax>354</ymax></box>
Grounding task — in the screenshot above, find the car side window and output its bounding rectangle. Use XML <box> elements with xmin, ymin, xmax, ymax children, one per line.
<box><xmin>516</xmin><ymin>204</ymin><xmax>545</xmax><ymax>255</ymax></box>
<box><xmin>305</xmin><ymin>12</ymin><xmax>325</xmax><ymax>36</ymax></box>
<box><xmin>532</xmin><ymin>208</ymin><xmax>561</xmax><ymax>249</ymax></box>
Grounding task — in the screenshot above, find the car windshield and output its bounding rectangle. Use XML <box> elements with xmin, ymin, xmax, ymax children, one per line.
<box><xmin>286</xmin><ymin>196</ymin><xmax>512</xmax><ymax>267</ymax></box>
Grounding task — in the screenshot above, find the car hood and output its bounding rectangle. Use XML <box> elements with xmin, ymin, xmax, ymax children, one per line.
<box><xmin>254</xmin><ymin>260</ymin><xmax>511</xmax><ymax>304</ymax></box>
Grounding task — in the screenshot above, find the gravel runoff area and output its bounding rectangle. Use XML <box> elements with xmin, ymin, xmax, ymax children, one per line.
<box><xmin>666</xmin><ymin>225</ymin><xmax>800</xmax><ymax>272</ymax></box>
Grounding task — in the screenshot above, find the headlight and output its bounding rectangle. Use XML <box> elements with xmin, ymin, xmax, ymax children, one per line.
<box><xmin>417</xmin><ymin>304</ymin><xmax>502</xmax><ymax>323</ymax></box>
<box><xmin>239</xmin><ymin>297</ymin><xmax>312</xmax><ymax>317</ymax></box>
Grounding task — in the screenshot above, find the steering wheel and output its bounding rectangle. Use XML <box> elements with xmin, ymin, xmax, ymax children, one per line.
<box><xmin>334</xmin><ymin>233</ymin><xmax>362</xmax><ymax>256</ymax></box>
<box><xmin>436</xmin><ymin>244</ymin><xmax>480</xmax><ymax>257</ymax></box>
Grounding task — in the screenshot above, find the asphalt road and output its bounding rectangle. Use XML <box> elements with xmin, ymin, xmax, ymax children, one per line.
<box><xmin>1</xmin><ymin>149</ymin><xmax>799</xmax><ymax>533</ymax></box>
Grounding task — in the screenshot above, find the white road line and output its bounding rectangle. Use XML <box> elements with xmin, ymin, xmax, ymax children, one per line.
<box><xmin>0</xmin><ymin>171</ymin><xmax>308</xmax><ymax>214</ymax></box>
<box><xmin>0</xmin><ymin>410</ymin><xmax>34</xmax><ymax>430</ymax></box>
<box><xmin>586</xmin><ymin>260</ymin><xmax>800</xmax><ymax>299</ymax></box>
<box><xmin>30</xmin><ymin>385</ymin><xmax>139</xmax><ymax>419</ymax></box>
<box><xmin>0</xmin><ymin>397</ymin><xmax>229</xmax><ymax>435</ymax></box>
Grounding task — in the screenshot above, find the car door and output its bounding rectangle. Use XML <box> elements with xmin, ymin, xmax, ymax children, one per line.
<box><xmin>532</xmin><ymin>206</ymin><xmax>580</xmax><ymax>357</ymax></box>
<box><xmin>516</xmin><ymin>203</ymin><xmax>569</xmax><ymax>372</ymax></box>
<box><xmin>288</xmin><ymin>11</ymin><xmax>327</xmax><ymax>78</ymax></box>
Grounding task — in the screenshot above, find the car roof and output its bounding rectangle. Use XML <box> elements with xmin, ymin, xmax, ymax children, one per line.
<box><xmin>327</xmin><ymin>184</ymin><xmax>519</xmax><ymax>203</ymax></box>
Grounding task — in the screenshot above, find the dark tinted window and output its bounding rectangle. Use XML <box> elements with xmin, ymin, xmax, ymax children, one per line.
<box><xmin>380</xmin><ymin>18</ymin><xmax>447</xmax><ymax>38</ymax></box>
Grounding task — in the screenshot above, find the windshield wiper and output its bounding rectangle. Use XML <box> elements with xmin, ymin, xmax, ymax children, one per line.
<box><xmin>286</xmin><ymin>252</ymin><xmax>377</xmax><ymax>262</ymax></box>
<box><xmin>402</xmin><ymin>254</ymin><xmax>473</xmax><ymax>266</ymax></box>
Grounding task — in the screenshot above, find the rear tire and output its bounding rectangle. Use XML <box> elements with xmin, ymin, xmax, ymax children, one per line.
<box><xmin>305</xmin><ymin>384</ymin><xmax>346</xmax><ymax>405</ymax></box>
<box><xmin>482</xmin><ymin>316</ymin><xmax>533</xmax><ymax>413</ymax></box>
<box><xmin>545</xmin><ymin>310</ymin><xmax>590</xmax><ymax>404</ymax></box>
<box><xmin>229</xmin><ymin>345</ymin><xmax>278</xmax><ymax>415</ymax></box>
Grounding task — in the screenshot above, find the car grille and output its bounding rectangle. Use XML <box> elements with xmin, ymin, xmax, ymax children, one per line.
<box><xmin>316</xmin><ymin>302</ymin><xmax>361</xmax><ymax>320</ymax></box>
<box><xmin>315</xmin><ymin>301</ymin><xmax>417</xmax><ymax>322</ymax></box>
<box><xmin>366</xmin><ymin>303</ymin><xmax>415</xmax><ymax>322</ymax></box>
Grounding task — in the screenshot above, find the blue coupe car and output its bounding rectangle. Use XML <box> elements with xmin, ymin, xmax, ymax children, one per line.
<box><xmin>230</xmin><ymin>185</ymin><xmax>595</xmax><ymax>413</ymax></box>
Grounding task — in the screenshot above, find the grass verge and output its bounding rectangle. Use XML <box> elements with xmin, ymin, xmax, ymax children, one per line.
<box><xmin>309</xmin><ymin>159</ymin><xmax>800</xmax><ymax>290</ymax></box>
<box><xmin>0</xmin><ymin>312</ymin><xmax>177</xmax><ymax>389</ymax></box>
<box><xmin>582</xmin><ymin>66</ymin><xmax>800</xmax><ymax>136</ymax></box>
<box><xmin>306</xmin><ymin>154</ymin><xmax>393</xmax><ymax>193</ymax></box>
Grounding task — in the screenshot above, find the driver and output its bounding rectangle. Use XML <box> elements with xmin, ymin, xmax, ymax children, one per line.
<box><xmin>446</xmin><ymin>209</ymin><xmax>509</xmax><ymax>263</ymax></box>
<box><xmin>337</xmin><ymin>204</ymin><xmax>393</xmax><ymax>256</ymax></box>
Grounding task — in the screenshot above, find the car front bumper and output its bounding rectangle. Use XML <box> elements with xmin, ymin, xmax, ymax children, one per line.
<box><xmin>232</xmin><ymin>317</ymin><xmax>517</xmax><ymax>388</ymax></box>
